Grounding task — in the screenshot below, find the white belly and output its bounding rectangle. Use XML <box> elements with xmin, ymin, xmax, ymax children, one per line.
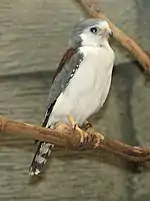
<box><xmin>48</xmin><ymin>46</ymin><xmax>114</xmax><ymax>127</ymax></box>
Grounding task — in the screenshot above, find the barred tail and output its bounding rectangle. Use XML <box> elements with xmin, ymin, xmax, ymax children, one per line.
<box><xmin>29</xmin><ymin>142</ymin><xmax>54</xmax><ymax>176</ymax></box>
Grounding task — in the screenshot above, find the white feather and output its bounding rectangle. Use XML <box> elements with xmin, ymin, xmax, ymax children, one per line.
<box><xmin>47</xmin><ymin>43</ymin><xmax>114</xmax><ymax>127</ymax></box>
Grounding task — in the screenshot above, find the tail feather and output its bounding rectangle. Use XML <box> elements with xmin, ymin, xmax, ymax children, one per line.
<box><xmin>29</xmin><ymin>142</ymin><xmax>54</xmax><ymax>176</ymax></box>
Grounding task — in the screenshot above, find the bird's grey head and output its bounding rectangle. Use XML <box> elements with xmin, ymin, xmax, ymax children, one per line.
<box><xmin>69</xmin><ymin>18</ymin><xmax>113</xmax><ymax>48</ymax></box>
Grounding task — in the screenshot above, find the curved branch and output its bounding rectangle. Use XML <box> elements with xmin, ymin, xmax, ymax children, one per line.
<box><xmin>0</xmin><ymin>116</ymin><xmax>150</xmax><ymax>162</ymax></box>
<box><xmin>76</xmin><ymin>0</ymin><xmax>150</xmax><ymax>74</ymax></box>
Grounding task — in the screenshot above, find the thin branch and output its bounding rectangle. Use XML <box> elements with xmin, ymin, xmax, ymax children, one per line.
<box><xmin>0</xmin><ymin>116</ymin><xmax>150</xmax><ymax>162</ymax></box>
<box><xmin>76</xmin><ymin>0</ymin><xmax>150</xmax><ymax>74</ymax></box>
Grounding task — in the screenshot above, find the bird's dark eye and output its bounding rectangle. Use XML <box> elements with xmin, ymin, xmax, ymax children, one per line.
<box><xmin>90</xmin><ymin>27</ymin><xmax>98</xmax><ymax>33</ymax></box>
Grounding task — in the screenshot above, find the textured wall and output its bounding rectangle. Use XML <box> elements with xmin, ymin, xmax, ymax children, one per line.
<box><xmin>0</xmin><ymin>0</ymin><xmax>150</xmax><ymax>201</ymax></box>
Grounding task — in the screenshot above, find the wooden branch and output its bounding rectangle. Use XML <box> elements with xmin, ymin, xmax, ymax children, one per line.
<box><xmin>76</xmin><ymin>0</ymin><xmax>150</xmax><ymax>74</ymax></box>
<box><xmin>0</xmin><ymin>115</ymin><xmax>150</xmax><ymax>163</ymax></box>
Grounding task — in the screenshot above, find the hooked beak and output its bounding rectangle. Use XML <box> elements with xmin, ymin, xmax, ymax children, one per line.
<box><xmin>102</xmin><ymin>28</ymin><xmax>113</xmax><ymax>37</ymax></box>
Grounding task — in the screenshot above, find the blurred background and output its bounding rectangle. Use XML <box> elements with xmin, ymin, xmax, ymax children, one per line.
<box><xmin>0</xmin><ymin>0</ymin><xmax>150</xmax><ymax>200</ymax></box>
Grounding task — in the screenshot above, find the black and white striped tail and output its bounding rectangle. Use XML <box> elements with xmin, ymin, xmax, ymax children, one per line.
<box><xmin>29</xmin><ymin>142</ymin><xmax>54</xmax><ymax>176</ymax></box>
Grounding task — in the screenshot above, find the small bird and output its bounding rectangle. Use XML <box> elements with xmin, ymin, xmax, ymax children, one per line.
<box><xmin>29</xmin><ymin>18</ymin><xmax>115</xmax><ymax>176</ymax></box>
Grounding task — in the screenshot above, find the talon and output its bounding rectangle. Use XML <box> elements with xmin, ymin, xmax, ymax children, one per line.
<box><xmin>76</xmin><ymin>126</ymin><xmax>88</xmax><ymax>144</ymax></box>
<box><xmin>93</xmin><ymin>133</ymin><xmax>104</xmax><ymax>148</ymax></box>
<box><xmin>67</xmin><ymin>115</ymin><xmax>88</xmax><ymax>144</ymax></box>
<box><xmin>72</xmin><ymin>123</ymin><xmax>77</xmax><ymax>135</ymax></box>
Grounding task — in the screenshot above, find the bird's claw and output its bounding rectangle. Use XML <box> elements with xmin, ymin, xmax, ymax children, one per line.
<box><xmin>93</xmin><ymin>132</ymin><xmax>104</xmax><ymax>148</ymax></box>
<box><xmin>72</xmin><ymin>122</ymin><xmax>89</xmax><ymax>144</ymax></box>
<box><xmin>76</xmin><ymin>126</ymin><xmax>88</xmax><ymax>144</ymax></box>
<box><xmin>67</xmin><ymin>115</ymin><xmax>88</xmax><ymax>144</ymax></box>
<box><xmin>82</xmin><ymin>120</ymin><xmax>93</xmax><ymax>131</ymax></box>
<box><xmin>67</xmin><ymin>115</ymin><xmax>104</xmax><ymax>146</ymax></box>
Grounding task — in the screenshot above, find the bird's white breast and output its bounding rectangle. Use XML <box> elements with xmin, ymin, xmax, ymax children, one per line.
<box><xmin>48</xmin><ymin>45</ymin><xmax>114</xmax><ymax>127</ymax></box>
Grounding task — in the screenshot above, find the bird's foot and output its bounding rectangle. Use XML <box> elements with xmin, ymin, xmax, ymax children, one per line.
<box><xmin>82</xmin><ymin>120</ymin><xmax>93</xmax><ymax>131</ymax></box>
<box><xmin>75</xmin><ymin>125</ymin><xmax>88</xmax><ymax>144</ymax></box>
<box><xmin>93</xmin><ymin>132</ymin><xmax>104</xmax><ymax>148</ymax></box>
<box><xmin>67</xmin><ymin>115</ymin><xmax>88</xmax><ymax>144</ymax></box>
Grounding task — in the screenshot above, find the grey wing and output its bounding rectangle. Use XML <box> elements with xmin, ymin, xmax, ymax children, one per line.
<box><xmin>42</xmin><ymin>48</ymin><xmax>83</xmax><ymax>127</ymax></box>
<box><xmin>30</xmin><ymin>49</ymin><xmax>84</xmax><ymax>175</ymax></box>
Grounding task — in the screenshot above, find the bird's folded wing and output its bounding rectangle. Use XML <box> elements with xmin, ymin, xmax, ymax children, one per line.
<box><xmin>42</xmin><ymin>47</ymin><xmax>84</xmax><ymax>127</ymax></box>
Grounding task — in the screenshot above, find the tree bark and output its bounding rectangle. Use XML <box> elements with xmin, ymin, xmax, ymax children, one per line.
<box><xmin>0</xmin><ymin>116</ymin><xmax>150</xmax><ymax>162</ymax></box>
